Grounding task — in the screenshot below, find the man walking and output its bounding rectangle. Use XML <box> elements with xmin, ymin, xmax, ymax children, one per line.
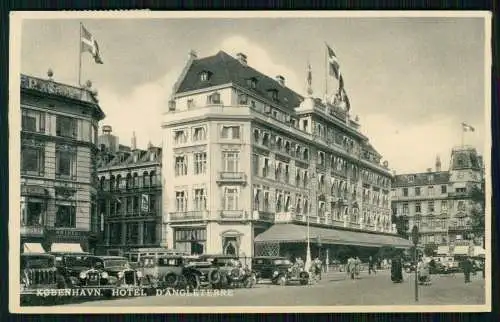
<box><xmin>368</xmin><ymin>256</ymin><xmax>377</xmax><ymax>275</ymax></box>
<box><xmin>462</xmin><ymin>257</ymin><xmax>473</xmax><ymax>283</ymax></box>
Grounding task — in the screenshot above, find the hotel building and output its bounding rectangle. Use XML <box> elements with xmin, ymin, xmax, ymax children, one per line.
<box><xmin>392</xmin><ymin>146</ymin><xmax>484</xmax><ymax>253</ymax></box>
<box><xmin>96</xmin><ymin>127</ymin><xmax>164</xmax><ymax>256</ymax></box>
<box><xmin>162</xmin><ymin>50</ymin><xmax>411</xmax><ymax>260</ymax></box>
<box><xmin>20</xmin><ymin>72</ymin><xmax>104</xmax><ymax>254</ymax></box>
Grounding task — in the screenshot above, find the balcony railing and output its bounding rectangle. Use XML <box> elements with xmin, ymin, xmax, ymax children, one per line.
<box><xmin>20</xmin><ymin>226</ymin><xmax>45</xmax><ymax>237</ymax></box>
<box><xmin>448</xmin><ymin>191</ymin><xmax>469</xmax><ymax>198</ymax></box>
<box><xmin>217</xmin><ymin>172</ymin><xmax>247</xmax><ymax>185</ymax></box>
<box><xmin>169</xmin><ymin>211</ymin><xmax>206</xmax><ymax>221</ymax></box>
<box><xmin>219</xmin><ymin>210</ymin><xmax>247</xmax><ymax>220</ymax></box>
<box><xmin>255</xmin><ymin>211</ymin><xmax>274</xmax><ymax>222</ymax></box>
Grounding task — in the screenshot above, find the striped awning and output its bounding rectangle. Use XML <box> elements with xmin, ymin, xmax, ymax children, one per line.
<box><xmin>50</xmin><ymin>243</ymin><xmax>83</xmax><ymax>253</ymax></box>
<box><xmin>23</xmin><ymin>243</ymin><xmax>45</xmax><ymax>253</ymax></box>
<box><xmin>254</xmin><ymin>223</ymin><xmax>413</xmax><ymax>248</ymax></box>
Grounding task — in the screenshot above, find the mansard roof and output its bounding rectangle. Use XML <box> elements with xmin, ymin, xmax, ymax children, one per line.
<box><xmin>393</xmin><ymin>171</ymin><xmax>450</xmax><ymax>187</ymax></box>
<box><xmin>175</xmin><ymin>50</ymin><xmax>304</xmax><ymax>110</ymax></box>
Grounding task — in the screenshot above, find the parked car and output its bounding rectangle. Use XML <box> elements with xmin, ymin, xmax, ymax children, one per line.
<box><xmin>138</xmin><ymin>255</ymin><xmax>221</xmax><ymax>291</ymax></box>
<box><xmin>252</xmin><ymin>256</ymin><xmax>309</xmax><ymax>286</ymax></box>
<box><xmin>403</xmin><ymin>261</ymin><xmax>416</xmax><ymax>273</ymax></box>
<box><xmin>52</xmin><ymin>253</ymin><xmax>114</xmax><ymax>288</ymax></box>
<box><xmin>198</xmin><ymin>254</ymin><xmax>256</xmax><ymax>288</ymax></box>
<box><xmin>82</xmin><ymin>256</ymin><xmax>142</xmax><ymax>287</ymax></box>
<box><xmin>20</xmin><ymin>253</ymin><xmax>65</xmax><ymax>291</ymax></box>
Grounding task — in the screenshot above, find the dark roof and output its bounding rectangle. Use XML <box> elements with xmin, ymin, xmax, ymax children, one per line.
<box><xmin>176</xmin><ymin>51</ymin><xmax>304</xmax><ymax>110</ymax></box>
<box><xmin>393</xmin><ymin>171</ymin><xmax>450</xmax><ymax>187</ymax></box>
<box><xmin>450</xmin><ymin>149</ymin><xmax>482</xmax><ymax>170</ymax></box>
<box><xmin>97</xmin><ymin>148</ymin><xmax>162</xmax><ymax>168</ymax></box>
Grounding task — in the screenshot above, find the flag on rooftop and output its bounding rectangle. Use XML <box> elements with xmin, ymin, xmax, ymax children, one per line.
<box><xmin>462</xmin><ymin>122</ymin><xmax>475</xmax><ymax>132</ymax></box>
<box><xmin>326</xmin><ymin>43</ymin><xmax>340</xmax><ymax>80</ymax></box>
<box><xmin>81</xmin><ymin>24</ymin><xmax>103</xmax><ymax>64</ymax></box>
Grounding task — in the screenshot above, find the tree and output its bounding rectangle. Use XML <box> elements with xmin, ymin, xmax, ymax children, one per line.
<box><xmin>392</xmin><ymin>214</ymin><xmax>409</xmax><ymax>239</ymax></box>
<box><xmin>470</xmin><ymin>182</ymin><xmax>485</xmax><ymax>241</ymax></box>
<box><xmin>423</xmin><ymin>244</ymin><xmax>437</xmax><ymax>257</ymax></box>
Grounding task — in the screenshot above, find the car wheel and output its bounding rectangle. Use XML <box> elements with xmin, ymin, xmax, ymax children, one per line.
<box><xmin>164</xmin><ymin>274</ymin><xmax>178</xmax><ymax>288</ymax></box>
<box><xmin>300</xmin><ymin>278</ymin><xmax>308</xmax><ymax>285</ymax></box>
<box><xmin>186</xmin><ymin>274</ymin><xmax>199</xmax><ymax>292</ymax></box>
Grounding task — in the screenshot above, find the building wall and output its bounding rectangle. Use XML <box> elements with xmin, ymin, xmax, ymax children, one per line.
<box><xmin>20</xmin><ymin>75</ymin><xmax>102</xmax><ymax>253</ymax></box>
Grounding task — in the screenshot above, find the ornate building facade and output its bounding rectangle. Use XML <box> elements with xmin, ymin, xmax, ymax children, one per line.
<box><xmin>20</xmin><ymin>72</ymin><xmax>104</xmax><ymax>253</ymax></box>
<box><xmin>96</xmin><ymin>128</ymin><xmax>164</xmax><ymax>256</ymax></box>
<box><xmin>162</xmin><ymin>50</ymin><xmax>408</xmax><ymax>259</ymax></box>
<box><xmin>392</xmin><ymin>146</ymin><xmax>484</xmax><ymax>251</ymax></box>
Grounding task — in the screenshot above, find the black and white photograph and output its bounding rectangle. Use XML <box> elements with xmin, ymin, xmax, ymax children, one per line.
<box><xmin>9</xmin><ymin>11</ymin><xmax>491</xmax><ymax>313</ymax></box>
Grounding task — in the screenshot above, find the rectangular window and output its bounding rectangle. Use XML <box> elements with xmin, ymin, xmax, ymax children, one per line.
<box><xmin>175</xmin><ymin>191</ymin><xmax>187</xmax><ymax>212</ymax></box>
<box><xmin>187</xmin><ymin>99</ymin><xmax>194</xmax><ymax>109</ymax></box>
<box><xmin>457</xmin><ymin>200</ymin><xmax>466</xmax><ymax>211</ymax></box>
<box><xmin>174</xmin><ymin>130</ymin><xmax>187</xmax><ymax>144</ymax></box>
<box><xmin>143</xmin><ymin>222</ymin><xmax>156</xmax><ymax>245</ymax></box>
<box><xmin>22</xmin><ymin>109</ymin><xmax>45</xmax><ymax>133</ymax></box>
<box><xmin>55</xmin><ymin>145</ymin><xmax>76</xmax><ymax>178</ymax></box>
<box><xmin>223</xmin><ymin>187</ymin><xmax>239</xmax><ymax>210</ymax></box>
<box><xmin>220</xmin><ymin>126</ymin><xmax>241</xmax><ymax>139</ymax></box>
<box><xmin>263</xmin><ymin>158</ymin><xmax>269</xmax><ymax>177</ymax></box>
<box><xmin>415</xmin><ymin>202</ymin><xmax>421</xmax><ymax>213</ymax></box>
<box><xmin>441</xmin><ymin>185</ymin><xmax>447</xmax><ymax>194</ymax></box>
<box><xmin>441</xmin><ymin>200</ymin><xmax>448</xmax><ymax>212</ymax></box>
<box><xmin>302</xmin><ymin>120</ymin><xmax>308</xmax><ymax>132</ymax></box>
<box><xmin>175</xmin><ymin>156</ymin><xmax>187</xmax><ymax>176</ymax></box>
<box><xmin>194</xmin><ymin>152</ymin><xmax>207</xmax><ymax>175</ymax></box>
<box><xmin>403</xmin><ymin>203</ymin><xmax>409</xmax><ymax>215</ymax></box>
<box><xmin>238</xmin><ymin>94</ymin><xmax>248</xmax><ymax>105</ymax></box>
<box><xmin>403</xmin><ymin>188</ymin><xmax>408</xmax><ymax>197</ymax></box>
<box><xmin>149</xmin><ymin>195</ymin><xmax>156</xmax><ymax>212</ymax></box>
<box><xmin>224</xmin><ymin>152</ymin><xmax>240</xmax><ymax>172</ymax></box>
<box><xmin>56</xmin><ymin>115</ymin><xmax>77</xmax><ymax>138</ymax></box>
<box><xmin>22</xmin><ymin>200</ymin><xmax>44</xmax><ymax>226</ymax></box>
<box><xmin>428</xmin><ymin>186</ymin><xmax>434</xmax><ymax>195</ymax></box>
<box><xmin>126</xmin><ymin>223</ymin><xmax>139</xmax><ymax>245</ymax></box>
<box><xmin>415</xmin><ymin>187</ymin><xmax>421</xmax><ymax>196</ymax></box>
<box><xmin>21</xmin><ymin>144</ymin><xmax>45</xmax><ymax>175</ymax></box>
<box><xmin>252</xmin><ymin>154</ymin><xmax>260</xmax><ymax>176</ymax></box>
<box><xmin>193</xmin><ymin>127</ymin><xmax>206</xmax><ymax>141</ymax></box>
<box><xmin>55</xmin><ymin>205</ymin><xmax>76</xmax><ymax>228</ymax></box>
<box><xmin>264</xmin><ymin>191</ymin><xmax>270</xmax><ymax>211</ymax></box>
<box><xmin>194</xmin><ymin>189</ymin><xmax>207</xmax><ymax>211</ymax></box>
<box><xmin>428</xmin><ymin>201</ymin><xmax>435</xmax><ymax>213</ymax></box>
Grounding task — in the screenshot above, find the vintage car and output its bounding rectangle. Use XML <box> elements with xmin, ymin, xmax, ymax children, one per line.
<box><xmin>21</xmin><ymin>253</ymin><xmax>65</xmax><ymax>291</ymax></box>
<box><xmin>80</xmin><ymin>256</ymin><xmax>142</xmax><ymax>287</ymax></box>
<box><xmin>198</xmin><ymin>254</ymin><xmax>256</xmax><ymax>288</ymax></box>
<box><xmin>253</xmin><ymin>256</ymin><xmax>309</xmax><ymax>286</ymax></box>
<box><xmin>138</xmin><ymin>255</ymin><xmax>221</xmax><ymax>290</ymax></box>
<box><xmin>52</xmin><ymin>253</ymin><xmax>116</xmax><ymax>288</ymax></box>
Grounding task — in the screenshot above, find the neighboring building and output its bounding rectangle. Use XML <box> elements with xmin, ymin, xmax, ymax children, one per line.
<box><xmin>96</xmin><ymin>128</ymin><xmax>164</xmax><ymax>256</ymax></box>
<box><xmin>162</xmin><ymin>50</ymin><xmax>411</xmax><ymax>260</ymax></box>
<box><xmin>20</xmin><ymin>72</ymin><xmax>105</xmax><ymax>254</ymax></box>
<box><xmin>392</xmin><ymin>146</ymin><xmax>484</xmax><ymax>252</ymax></box>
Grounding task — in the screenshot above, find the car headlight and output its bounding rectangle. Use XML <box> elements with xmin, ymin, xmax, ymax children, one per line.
<box><xmin>136</xmin><ymin>271</ymin><xmax>143</xmax><ymax>278</ymax></box>
<box><xmin>273</xmin><ymin>271</ymin><xmax>278</xmax><ymax>276</ymax></box>
<box><xmin>288</xmin><ymin>268</ymin><xmax>292</xmax><ymax>272</ymax></box>
<box><xmin>79</xmin><ymin>272</ymin><xmax>87</xmax><ymax>279</ymax></box>
<box><xmin>101</xmin><ymin>272</ymin><xmax>109</xmax><ymax>279</ymax></box>
<box><xmin>118</xmin><ymin>272</ymin><xmax>124</xmax><ymax>279</ymax></box>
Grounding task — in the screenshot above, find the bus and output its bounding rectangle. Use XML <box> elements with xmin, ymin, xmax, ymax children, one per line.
<box><xmin>124</xmin><ymin>248</ymin><xmax>188</xmax><ymax>268</ymax></box>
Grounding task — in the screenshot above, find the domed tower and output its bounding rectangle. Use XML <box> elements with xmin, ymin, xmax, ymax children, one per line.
<box><xmin>449</xmin><ymin>146</ymin><xmax>482</xmax><ymax>184</ymax></box>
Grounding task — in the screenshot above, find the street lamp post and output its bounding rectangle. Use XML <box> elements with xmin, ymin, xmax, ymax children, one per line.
<box><xmin>305</xmin><ymin>173</ymin><xmax>316</xmax><ymax>273</ymax></box>
<box><xmin>411</xmin><ymin>225</ymin><xmax>420</xmax><ymax>302</ymax></box>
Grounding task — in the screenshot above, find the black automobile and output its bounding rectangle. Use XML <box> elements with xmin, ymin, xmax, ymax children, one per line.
<box><xmin>83</xmin><ymin>256</ymin><xmax>142</xmax><ymax>287</ymax></box>
<box><xmin>198</xmin><ymin>254</ymin><xmax>255</xmax><ymax>288</ymax></box>
<box><xmin>21</xmin><ymin>253</ymin><xmax>65</xmax><ymax>291</ymax></box>
<box><xmin>252</xmin><ymin>256</ymin><xmax>309</xmax><ymax>286</ymax></box>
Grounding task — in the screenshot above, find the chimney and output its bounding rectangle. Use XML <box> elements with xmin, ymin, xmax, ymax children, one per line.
<box><xmin>236</xmin><ymin>53</ymin><xmax>247</xmax><ymax>65</ymax></box>
<box><xmin>427</xmin><ymin>168</ymin><xmax>432</xmax><ymax>173</ymax></box>
<box><xmin>102</xmin><ymin>125</ymin><xmax>112</xmax><ymax>135</ymax></box>
<box><xmin>435</xmin><ymin>155</ymin><xmax>442</xmax><ymax>172</ymax></box>
<box><xmin>276</xmin><ymin>75</ymin><xmax>285</xmax><ymax>86</ymax></box>
<box><xmin>131</xmin><ymin>131</ymin><xmax>137</xmax><ymax>150</ymax></box>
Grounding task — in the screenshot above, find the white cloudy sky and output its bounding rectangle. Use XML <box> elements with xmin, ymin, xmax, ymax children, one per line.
<box><xmin>19</xmin><ymin>14</ymin><xmax>489</xmax><ymax>174</ymax></box>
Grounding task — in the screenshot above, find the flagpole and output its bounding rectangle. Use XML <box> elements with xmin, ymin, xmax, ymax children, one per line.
<box><xmin>78</xmin><ymin>22</ymin><xmax>82</xmax><ymax>86</ymax></box>
<box><xmin>461</xmin><ymin>123</ymin><xmax>464</xmax><ymax>147</ymax></box>
<box><xmin>324</xmin><ymin>44</ymin><xmax>328</xmax><ymax>102</ymax></box>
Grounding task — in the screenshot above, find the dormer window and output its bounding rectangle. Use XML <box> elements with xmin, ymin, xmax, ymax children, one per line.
<box><xmin>247</xmin><ymin>78</ymin><xmax>257</xmax><ymax>89</ymax></box>
<box><xmin>200</xmin><ymin>71</ymin><xmax>211</xmax><ymax>82</ymax></box>
<box><xmin>207</xmin><ymin>92</ymin><xmax>221</xmax><ymax>105</ymax></box>
<box><xmin>267</xmin><ymin>89</ymin><xmax>278</xmax><ymax>101</ymax></box>
<box><xmin>408</xmin><ymin>175</ymin><xmax>415</xmax><ymax>183</ymax></box>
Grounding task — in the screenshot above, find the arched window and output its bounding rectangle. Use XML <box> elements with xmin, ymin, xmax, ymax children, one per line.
<box><xmin>116</xmin><ymin>175</ymin><xmax>122</xmax><ymax>190</ymax></box>
<box><xmin>126</xmin><ymin>173</ymin><xmax>132</xmax><ymax>189</ymax></box>
<box><xmin>109</xmin><ymin>175</ymin><xmax>115</xmax><ymax>192</ymax></box>
<box><xmin>284</xmin><ymin>141</ymin><xmax>290</xmax><ymax>154</ymax></box>
<box><xmin>303</xmin><ymin>148</ymin><xmax>309</xmax><ymax>160</ymax></box>
<box><xmin>133</xmin><ymin>173</ymin><xmax>139</xmax><ymax>187</ymax></box>
<box><xmin>303</xmin><ymin>200</ymin><xmax>309</xmax><ymax>214</ymax></box>
<box><xmin>150</xmin><ymin>171</ymin><xmax>156</xmax><ymax>186</ymax></box>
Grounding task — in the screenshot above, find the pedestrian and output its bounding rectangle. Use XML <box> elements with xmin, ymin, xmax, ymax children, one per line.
<box><xmin>417</xmin><ymin>258</ymin><xmax>431</xmax><ymax>285</ymax></box>
<box><xmin>390</xmin><ymin>255</ymin><xmax>403</xmax><ymax>283</ymax></box>
<box><xmin>354</xmin><ymin>256</ymin><xmax>361</xmax><ymax>279</ymax></box>
<box><xmin>346</xmin><ymin>256</ymin><xmax>355</xmax><ymax>279</ymax></box>
<box><xmin>461</xmin><ymin>257</ymin><xmax>473</xmax><ymax>283</ymax></box>
<box><xmin>314</xmin><ymin>257</ymin><xmax>322</xmax><ymax>280</ymax></box>
<box><xmin>368</xmin><ymin>256</ymin><xmax>377</xmax><ymax>275</ymax></box>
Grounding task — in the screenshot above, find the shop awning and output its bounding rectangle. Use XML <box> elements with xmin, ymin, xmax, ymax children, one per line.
<box><xmin>472</xmin><ymin>246</ymin><xmax>485</xmax><ymax>257</ymax></box>
<box><xmin>254</xmin><ymin>224</ymin><xmax>413</xmax><ymax>248</ymax></box>
<box><xmin>23</xmin><ymin>243</ymin><xmax>45</xmax><ymax>253</ymax></box>
<box><xmin>437</xmin><ymin>246</ymin><xmax>449</xmax><ymax>255</ymax></box>
<box><xmin>50</xmin><ymin>243</ymin><xmax>83</xmax><ymax>253</ymax></box>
